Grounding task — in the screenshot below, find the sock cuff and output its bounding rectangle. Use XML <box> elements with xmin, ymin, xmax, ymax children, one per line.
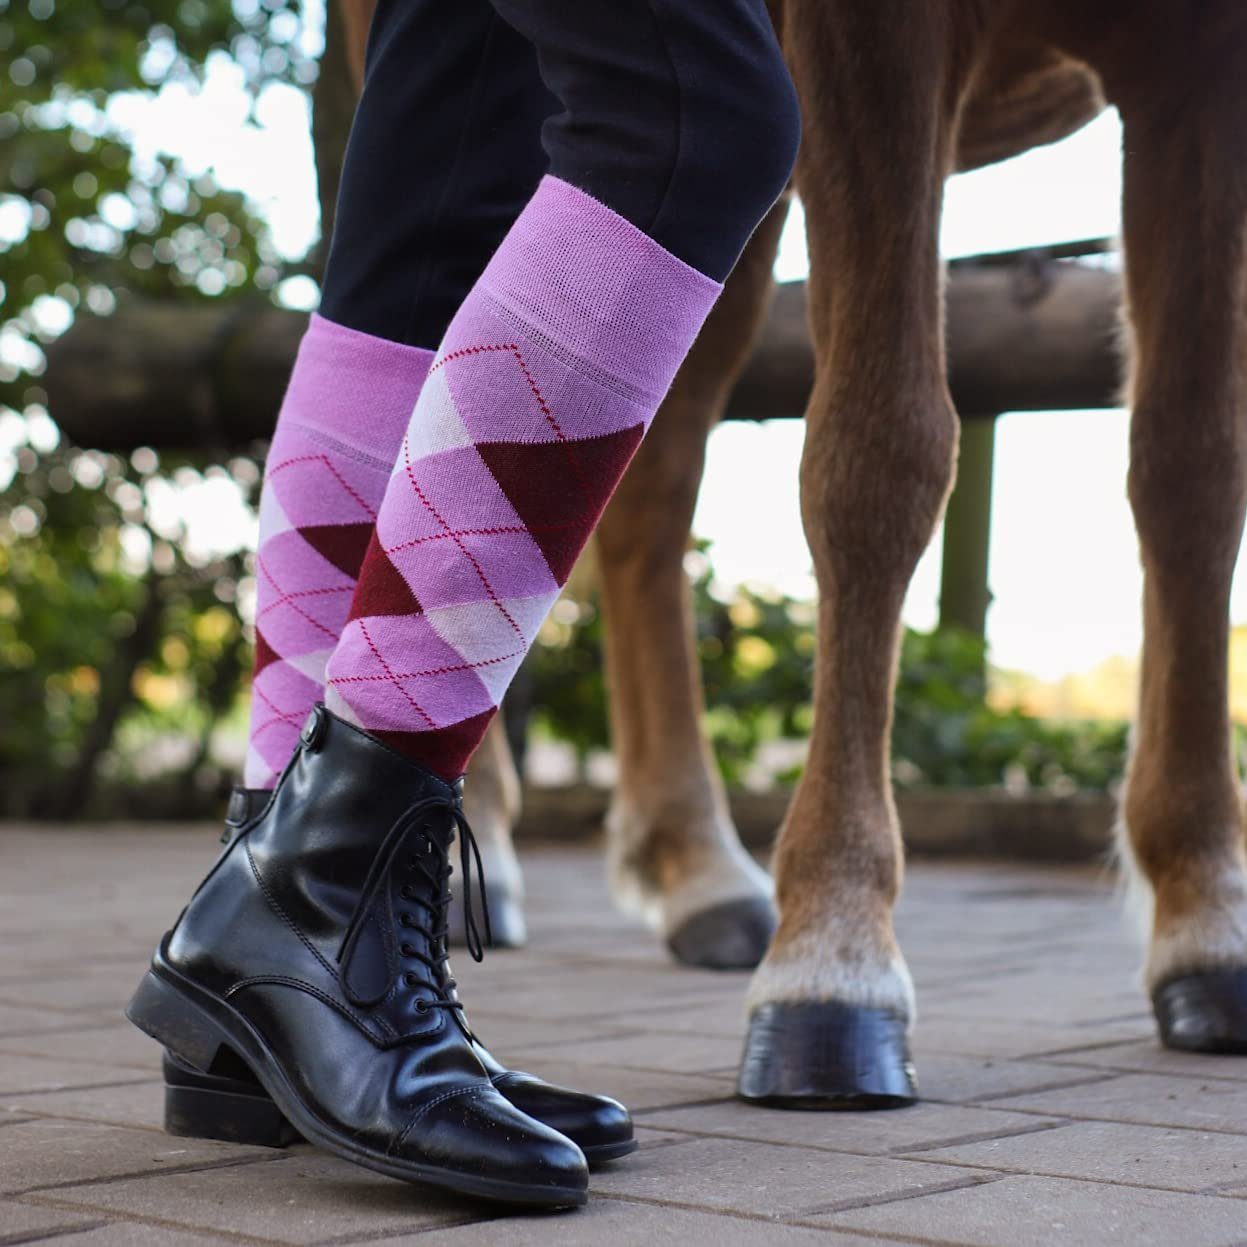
<box><xmin>477</xmin><ymin>176</ymin><xmax>722</xmax><ymax>402</ymax></box>
<box><xmin>279</xmin><ymin>314</ymin><xmax>434</xmax><ymax>459</ymax></box>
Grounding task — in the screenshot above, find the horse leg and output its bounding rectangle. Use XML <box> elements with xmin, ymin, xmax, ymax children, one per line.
<box><xmin>1103</xmin><ymin>22</ymin><xmax>1247</xmax><ymax>1050</ymax></box>
<box><xmin>739</xmin><ymin>1</ymin><xmax>978</xmax><ymax>1104</ymax></box>
<box><xmin>448</xmin><ymin>716</ymin><xmax>526</xmax><ymax>947</ymax></box>
<box><xmin>454</xmin><ymin>199</ymin><xmax>788</xmax><ymax>960</ymax></box>
<box><xmin>596</xmin><ymin>199</ymin><xmax>789</xmax><ymax>969</ymax></box>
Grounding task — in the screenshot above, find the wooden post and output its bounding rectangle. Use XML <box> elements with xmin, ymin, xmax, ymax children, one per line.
<box><xmin>939</xmin><ymin>415</ymin><xmax>998</xmax><ymax>640</ymax></box>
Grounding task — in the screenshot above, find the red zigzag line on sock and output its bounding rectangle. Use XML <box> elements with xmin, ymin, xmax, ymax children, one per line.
<box><xmin>332</xmin><ymin>617</ymin><xmax>438</xmax><ymax>731</ymax></box>
<box><xmin>250</xmin><ymin>683</ymin><xmax>308</xmax><ymax>739</ymax></box>
<box><xmin>266</xmin><ymin>453</ymin><xmax>378</xmax><ymax>520</ymax></box>
<box><xmin>256</xmin><ymin>553</ymin><xmax>343</xmax><ymax>642</ymax></box>
<box><xmin>328</xmin><ymin>648</ymin><xmax>525</xmax><ymax>684</ymax></box>
<box><xmin>506</xmin><ymin>344</ymin><xmax>596</xmax><ymax>504</ymax></box>
<box><xmin>255</xmin><ymin>583</ymin><xmax>353</xmax><ymax>619</ymax></box>
<box><xmin>428</xmin><ymin>343</ymin><xmax>520</xmax><ymax>373</ymax></box>
<box><xmin>398</xmin><ymin>432</ymin><xmax>525</xmax><ymax>642</ymax></box>
<box><xmin>381</xmin><ymin>513</ymin><xmax>612</xmax><ymax>558</ymax></box>
<box><xmin>436</xmin><ymin>341</ymin><xmax>597</xmax><ymax>507</ymax></box>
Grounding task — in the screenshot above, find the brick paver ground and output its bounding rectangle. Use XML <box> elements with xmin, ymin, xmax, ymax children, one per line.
<box><xmin>3</xmin><ymin>824</ymin><xmax>1247</xmax><ymax>1245</ymax></box>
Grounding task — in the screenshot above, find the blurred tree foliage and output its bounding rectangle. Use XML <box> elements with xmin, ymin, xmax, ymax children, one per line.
<box><xmin>0</xmin><ymin>0</ymin><xmax>311</xmax><ymax>816</ymax></box>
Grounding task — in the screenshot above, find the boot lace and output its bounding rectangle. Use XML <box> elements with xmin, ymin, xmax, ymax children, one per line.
<box><xmin>340</xmin><ymin>793</ymin><xmax>491</xmax><ymax>1016</ymax></box>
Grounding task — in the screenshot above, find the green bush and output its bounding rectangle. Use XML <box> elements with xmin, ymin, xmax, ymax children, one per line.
<box><xmin>524</xmin><ymin>545</ymin><xmax>1132</xmax><ymax>794</ymax></box>
<box><xmin>892</xmin><ymin>627</ymin><xmax>1128</xmax><ymax>791</ymax></box>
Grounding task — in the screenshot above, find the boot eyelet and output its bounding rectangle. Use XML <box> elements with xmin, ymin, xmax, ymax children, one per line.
<box><xmin>404</xmin><ymin>972</ymin><xmax>419</xmax><ymax>988</ymax></box>
<box><xmin>400</xmin><ymin>942</ymin><xmax>415</xmax><ymax>958</ymax></box>
<box><xmin>399</xmin><ymin>885</ymin><xmax>415</xmax><ymax>901</ymax></box>
<box><xmin>414</xmin><ymin>999</ymin><xmax>429</xmax><ymax>1013</ymax></box>
<box><xmin>399</xmin><ymin>913</ymin><xmax>413</xmax><ymax>928</ymax></box>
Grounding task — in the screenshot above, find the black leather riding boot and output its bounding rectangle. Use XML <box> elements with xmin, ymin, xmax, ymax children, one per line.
<box><xmin>159</xmin><ymin>787</ymin><xmax>635</xmax><ymax>1166</ymax></box>
<box><xmin>126</xmin><ymin>706</ymin><xmax>588</xmax><ymax>1207</ymax></box>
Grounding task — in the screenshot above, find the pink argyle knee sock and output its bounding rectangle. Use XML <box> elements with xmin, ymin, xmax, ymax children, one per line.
<box><xmin>323</xmin><ymin>176</ymin><xmax>722</xmax><ymax>779</ymax></box>
<box><xmin>244</xmin><ymin>315</ymin><xmax>433</xmax><ymax>787</ymax></box>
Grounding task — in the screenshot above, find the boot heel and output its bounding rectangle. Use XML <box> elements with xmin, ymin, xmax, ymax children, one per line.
<box><xmin>165</xmin><ymin>1079</ymin><xmax>299</xmax><ymax>1147</ymax></box>
<box><xmin>161</xmin><ymin>1050</ymin><xmax>300</xmax><ymax>1147</ymax></box>
<box><xmin>126</xmin><ymin>969</ymin><xmax>229</xmax><ymax>1073</ymax></box>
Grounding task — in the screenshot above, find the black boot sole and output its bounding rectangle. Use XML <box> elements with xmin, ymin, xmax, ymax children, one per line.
<box><xmin>161</xmin><ymin>1050</ymin><xmax>637</xmax><ymax>1166</ymax></box>
<box><xmin>165</xmin><ymin>1060</ymin><xmax>302</xmax><ymax>1148</ymax></box>
<box><xmin>578</xmin><ymin>1138</ymin><xmax>638</xmax><ymax>1164</ymax></box>
<box><xmin>127</xmin><ymin>948</ymin><xmax>587</xmax><ymax>1208</ymax></box>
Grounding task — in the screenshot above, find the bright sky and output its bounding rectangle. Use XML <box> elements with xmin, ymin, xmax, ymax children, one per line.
<box><xmin>21</xmin><ymin>53</ymin><xmax>1247</xmax><ymax>683</ymax></box>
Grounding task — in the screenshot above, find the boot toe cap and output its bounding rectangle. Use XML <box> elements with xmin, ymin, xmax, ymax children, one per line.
<box><xmin>396</xmin><ymin>1084</ymin><xmax>589</xmax><ymax>1202</ymax></box>
<box><xmin>494</xmin><ymin>1070</ymin><xmax>633</xmax><ymax>1154</ymax></box>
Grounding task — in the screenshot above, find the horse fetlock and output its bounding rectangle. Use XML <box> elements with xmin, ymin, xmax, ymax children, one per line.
<box><xmin>1146</xmin><ymin>874</ymin><xmax>1247</xmax><ymax>991</ymax></box>
<box><xmin>606</xmin><ymin>801</ymin><xmax>757</xmax><ymax>912</ymax></box>
<box><xmin>606</xmin><ymin>802</ymin><xmax>774</xmax><ymax>963</ymax></box>
<box><xmin>1115</xmin><ymin>812</ymin><xmax>1247</xmax><ymax>989</ymax></box>
<box><xmin>746</xmin><ymin>922</ymin><xmax>916</xmax><ymax>1026</ymax></box>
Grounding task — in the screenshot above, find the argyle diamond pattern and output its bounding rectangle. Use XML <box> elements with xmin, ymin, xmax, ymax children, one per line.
<box><xmin>324</xmin><ymin>297</ymin><xmax>650</xmax><ymax>779</ymax></box>
<box><xmin>245</xmin><ymin>427</ymin><xmax>396</xmax><ymax>787</ymax></box>
<box><xmin>243</xmin><ymin>316</ymin><xmax>434</xmax><ymax>788</ymax></box>
<box><xmin>321</xmin><ymin>176</ymin><xmax>722</xmax><ymax>779</ymax></box>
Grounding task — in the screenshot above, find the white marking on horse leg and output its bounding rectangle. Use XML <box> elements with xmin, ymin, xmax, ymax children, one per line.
<box><xmin>605</xmin><ymin>802</ymin><xmax>771</xmax><ymax>936</ymax></box>
<box><xmin>745</xmin><ymin>918</ymin><xmax>916</xmax><ymax>1024</ymax></box>
<box><xmin>1115</xmin><ymin>809</ymin><xmax>1247</xmax><ymax>990</ymax></box>
<box><xmin>655</xmin><ymin>837</ymin><xmax>773</xmax><ymax>938</ymax></box>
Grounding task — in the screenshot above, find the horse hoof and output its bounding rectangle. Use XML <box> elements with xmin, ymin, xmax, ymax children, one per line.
<box><xmin>737</xmin><ymin>1001</ymin><xmax>918</xmax><ymax>1109</ymax></box>
<box><xmin>1153</xmin><ymin>967</ymin><xmax>1247</xmax><ymax>1054</ymax></box>
<box><xmin>666</xmin><ymin>896</ymin><xmax>776</xmax><ymax>969</ymax></box>
<box><xmin>447</xmin><ymin>884</ymin><xmax>527</xmax><ymax>949</ymax></box>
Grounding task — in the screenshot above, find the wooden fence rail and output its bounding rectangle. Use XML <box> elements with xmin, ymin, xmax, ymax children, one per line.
<box><xmin>45</xmin><ymin>247</ymin><xmax>1122</xmax><ymax>450</ymax></box>
<box><xmin>43</xmin><ymin>241</ymin><xmax>1125</xmax><ymax>642</ymax></box>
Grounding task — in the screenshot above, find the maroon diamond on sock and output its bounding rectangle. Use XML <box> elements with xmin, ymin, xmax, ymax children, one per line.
<box><xmin>348</xmin><ymin>532</ymin><xmax>422</xmax><ymax>621</ymax></box>
<box><xmin>476</xmin><ymin>425</ymin><xmax>644</xmax><ymax>582</ymax></box>
<box><xmin>300</xmin><ymin>521</ymin><xmax>375</xmax><ymax>578</ymax></box>
<box><xmin>373</xmin><ymin>708</ymin><xmax>498</xmax><ymax>780</ymax></box>
<box><xmin>253</xmin><ymin>629</ymin><xmax>281</xmax><ymax>676</ymax></box>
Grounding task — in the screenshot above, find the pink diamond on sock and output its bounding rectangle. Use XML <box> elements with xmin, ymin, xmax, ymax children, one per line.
<box><xmin>327</xmin><ymin>614</ymin><xmax>495</xmax><ymax>732</ymax></box>
<box><xmin>268</xmin><ymin>449</ymin><xmax>381</xmax><ymax>528</ymax></box>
